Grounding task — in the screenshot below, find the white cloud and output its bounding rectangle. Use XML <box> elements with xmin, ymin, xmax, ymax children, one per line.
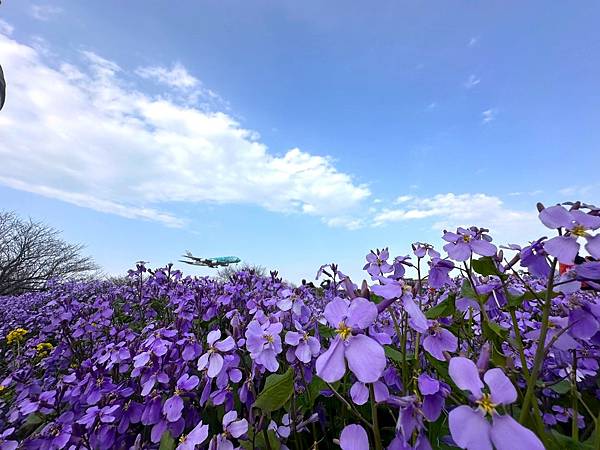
<box><xmin>29</xmin><ymin>4</ymin><xmax>63</xmax><ymax>21</ymax></box>
<box><xmin>0</xmin><ymin>33</ymin><xmax>370</xmax><ymax>228</ymax></box>
<box><xmin>482</xmin><ymin>108</ymin><xmax>497</xmax><ymax>124</ymax></box>
<box><xmin>394</xmin><ymin>195</ymin><xmax>413</xmax><ymax>204</ymax></box>
<box><xmin>464</xmin><ymin>74</ymin><xmax>480</xmax><ymax>89</ymax></box>
<box><xmin>136</xmin><ymin>62</ymin><xmax>198</xmax><ymax>90</ymax></box>
<box><xmin>468</xmin><ymin>37</ymin><xmax>479</xmax><ymax>47</ymax></box>
<box><xmin>372</xmin><ymin>193</ymin><xmax>545</xmax><ymax>245</ymax></box>
<box><xmin>0</xmin><ymin>19</ymin><xmax>14</xmax><ymax>35</ymax></box>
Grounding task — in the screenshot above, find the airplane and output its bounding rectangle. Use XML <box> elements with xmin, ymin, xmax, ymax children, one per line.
<box><xmin>179</xmin><ymin>251</ymin><xmax>241</xmax><ymax>268</ymax></box>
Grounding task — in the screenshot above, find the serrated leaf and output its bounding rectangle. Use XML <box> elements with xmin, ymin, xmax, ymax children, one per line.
<box><xmin>254</xmin><ymin>367</ymin><xmax>294</xmax><ymax>413</ymax></box>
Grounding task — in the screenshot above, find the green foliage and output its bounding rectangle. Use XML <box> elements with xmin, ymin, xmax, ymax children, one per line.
<box><xmin>254</xmin><ymin>368</ymin><xmax>295</xmax><ymax>413</ymax></box>
<box><xmin>426</xmin><ymin>293</ymin><xmax>456</xmax><ymax>319</ymax></box>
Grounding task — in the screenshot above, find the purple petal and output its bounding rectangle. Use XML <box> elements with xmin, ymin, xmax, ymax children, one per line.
<box><xmin>373</xmin><ymin>380</ymin><xmax>389</xmax><ymax>402</ymax></box>
<box><xmin>339</xmin><ymin>424</ymin><xmax>369</xmax><ymax>450</ymax></box>
<box><xmin>349</xmin><ymin>382</ymin><xmax>369</xmax><ymax>405</ymax></box>
<box><xmin>490</xmin><ymin>415</ymin><xmax>544</xmax><ymax>450</ymax></box>
<box><xmin>571</xmin><ymin>210</ymin><xmax>600</xmax><ymax>230</ymax></box>
<box><xmin>483</xmin><ymin>368</ymin><xmax>516</xmax><ymax>405</ymax></box>
<box><xmin>568</xmin><ymin>308</ymin><xmax>599</xmax><ymax>340</ymax></box>
<box><xmin>324</xmin><ymin>298</ymin><xmax>350</xmax><ymax>327</ymax></box>
<box><xmin>285</xmin><ymin>331</ymin><xmax>302</xmax><ymax>346</ymax></box>
<box><xmin>228</xmin><ymin>418</ymin><xmax>248</xmax><ymax>438</ymax></box>
<box><xmin>444</xmin><ymin>242</ymin><xmax>472</xmax><ymax>261</ymax></box>
<box><xmin>315</xmin><ymin>336</ymin><xmax>346</xmax><ymax>383</ymax></box>
<box><xmin>346</xmin><ymin>297</ymin><xmax>378</xmax><ymax>329</ymax></box>
<box><xmin>345</xmin><ymin>334</ymin><xmax>386</xmax><ymax>383</ymax></box>
<box><xmin>215</xmin><ymin>336</ymin><xmax>235</xmax><ymax>352</ymax></box>
<box><xmin>163</xmin><ymin>395</ymin><xmax>184</xmax><ymax>422</ymax></box>
<box><xmin>543</xmin><ymin>236</ymin><xmax>579</xmax><ymax>264</ymax></box>
<box><xmin>585</xmin><ymin>235</ymin><xmax>600</xmax><ymax>259</ymax></box>
<box><xmin>422</xmin><ymin>394</ymin><xmax>444</xmax><ymax>422</ymax></box>
<box><xmin>222</xmin><ymin>410</ymin><xmax>237</xmax><ymax>428</ymax></box>
<box><xmin>418</xmin><ymin>373</ymin><xmax>440</xmax><ymax>396</ymax></box>
<box><xmin>449</xmin><ymin>406</ymin><xmax>492</xmax><ymax>450</ymax></box>
<box><xmin>449</xmin><ymin>357</ymin><xmax>483</xmax><ymax>398</ymax></box>
<box><xmin>403</xmin><ymin>295</ymin><xmax>428</xmax><ymax>333</ymax></box>
<box><xmin>207</xmin><ymin>330</ymin><xmax>221</xmax><ymax>346</ymax></box>
<box><xmin>539</xmin><ymin>205</ymin><xmax>573</xmax><ymax>229</ymax></box>
<box><xmin>207</xmin><ymin>353</ymin><xmax>224</xmax><ymax>378</ymax></box>
<box><xmin>295</xmin><ymin>342</ymin><xmax>312</xmax><ymax>363</ymax></box>
<box><xmin>470</xmin><ymin>239</ymin><xmax>497</xmax><ymax>257</ymax></box>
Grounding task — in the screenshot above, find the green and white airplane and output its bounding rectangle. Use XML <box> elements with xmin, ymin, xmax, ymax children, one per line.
<box><xmin>179</xmin><ymin>251</ymin><xmax>241</xmax><ymax>268</ymax></box>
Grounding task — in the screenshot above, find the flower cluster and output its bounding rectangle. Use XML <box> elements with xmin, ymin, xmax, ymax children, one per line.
<box><xmin>0</xmin><ymin>201</ymin><xmax>598</xmax><ymax>449</ymax></box>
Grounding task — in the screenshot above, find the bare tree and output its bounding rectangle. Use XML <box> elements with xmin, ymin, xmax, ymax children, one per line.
<box><xmin>0</xmin><ymin>212</ymin><xmax>98</xmax><ymax>295</ymax></box>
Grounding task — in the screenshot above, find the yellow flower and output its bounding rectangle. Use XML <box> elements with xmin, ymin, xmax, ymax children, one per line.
<box><xmin>36</xmin><ymin>342</ymin><xmax>54</xmax><ymax>357</ymax></box>
<box><xmin>6</xmin><ymin>328</ymin><xmax>28</xmax><ymax>345</ymax></box>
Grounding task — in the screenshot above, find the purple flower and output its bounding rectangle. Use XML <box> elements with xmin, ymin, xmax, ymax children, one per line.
<box><xmin>350</xmin><ymin>380</ymin><xmax>389</xmax><ymax>405</ymax></box>
<box><xmin>427</xmin><ymin>258</ymin><xmax>454</xmax><ymax>289</ymax></box>
<box><xmin>163</xmin><ymin>373</ymin><xmax>200</xmax><ymax>422</ymax></box>
<box><xmin>443</xmin><ymin>227</ymin><xmax>497</xmax><ymax>261</ymax></box>
<box><xmin>519</xmin><ymin>239</ymin><xmax>551</xmax><ymax>278</ymax></box>
<box><xmin>539</xmin><ymin>205</ymin><xmax>600</xmax><ymax>263</ymax></box>
<box><xmin>339</xmin><ymin>424</ymin><xmax>369</xmax><ymax>450</ymax></box>
<box><xmin>448</xmin><ymin>357</ymin><xmax>543</xmax><ymax>450</ymax></box>
<box><xmin>209</xmin><ymin>410</ymin><xmax>248</xmax><ymax>449</ymax></box>
<box><xmin>198</xmin><ymin>330</ymin><xmax>235</xmax><ymax>378</ymax></box>
<box><xmin>422</xmin><ymin>321</ymin><xmax>457</xmax><ymax>361</ymax></box>
<box><xmin>0</xmin><ymin>428</ymin><xmax>17</xmax><ymax>450</ymax></box>
<box><xmin>316</xmin><ymin>297</ymin><xmax>385</xmax><ymax>383</ymax></box>
<box><xmin>417</xmin><ymin>373</ymin><xmax>449</xmax><ymax>421</ymax></box>
<box><xmin>245</xmin><ymin>319</ymin><xmax>283</xmax><ymax>372</ymax></box>
<box><xmin>363</xmin><ymin>248</ymin><xmax>393</xmax><ymax>277</ymax></box>
<box><xmin>285</xmin><ymin>321</ymin><xmax>320</xmax><ymax>363</ymax></box>
<box><xmin>177</xmin><ymin>420</ymin><xmax>209</xmax><ymax>450</ymax></box>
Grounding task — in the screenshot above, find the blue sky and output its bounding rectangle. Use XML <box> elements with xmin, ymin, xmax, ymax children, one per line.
<box><xmin>1</xmin><ymin>1</ymin><xmax>599</xmax><ymax>282</ymax></box>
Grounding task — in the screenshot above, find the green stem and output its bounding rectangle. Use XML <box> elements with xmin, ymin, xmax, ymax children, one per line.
<box><xmin>519</xmin><ymin>257</ymin><xmax>558</xmax><ymax>424</ymax></box>
<box><xmin>571</xmin><ymin>350</ymin><xmax>579</xmax><ymax>442</ymax></box>
<box><xmin>325</xmin><ymin>382</ymin><xmax>372</xmax><ymax>430</ymax></box>
<box><xmin>370</xmin><ymin>384</ymin><xmax>383</xmax><ymax>450</ymax></box>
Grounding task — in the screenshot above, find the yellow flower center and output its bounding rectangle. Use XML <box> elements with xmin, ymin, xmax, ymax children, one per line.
<box><xmin>263</xmin><ymin>334</ymin><xmax>274</xmax><ymax>344</ymax></box>
<box><xmin>336</xmin><ymin>322</ymin><xmax>352</xmax><ymax>340</ymax></box>
<box><xmin>179</xmin><ymin>434</ymin><xmax>187</xmax><ymax>443</ymax></box>
<box><xmin>476</xmin><ymin>393</ymin><xmax>497</xmax><ymax>415</ymax></box>
<box><xmin>571</xmin><ymin>225</ymin><xmax>586</xmax><ymax>237</ymax></box>
<box><xmin>462</xmin><ymin>235</ymin><xmax>472</xmax><ymax>242</ymax></box>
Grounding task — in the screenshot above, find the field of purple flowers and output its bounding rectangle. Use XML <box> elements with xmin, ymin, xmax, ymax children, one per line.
<box><xmin>0</xmin><ymin>202</ymin><xmax>599</xmax><ymax>449</ymax></box>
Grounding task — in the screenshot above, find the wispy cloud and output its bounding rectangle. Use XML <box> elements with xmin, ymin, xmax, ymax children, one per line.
<box><xmin>464</xmin><ymin>74</ymin><xmax>480</xmax><ymax>89</ymax></box>
<box><xmin>0</xmin><ymin>19</ymin><xmax>14</xmax><ymax>35</ymax></box>
<box><xmin>372</xmin><ymin>193</ymin><xmax>544</xmax><ymax>245</ymax></box>
<box><xmin>29</xmin><ymin>4</ymin><xmax>63</xmax><ymax>21</ymax></box>
<box><xmin>0</xmin><ymin>32</ymin><xmax>370</xmax><ymax>229</ymax></box>
<box><xmin>482</xmin><ymin>108</ymin><xmax>497</xmax><ymax>124</ymax></box>
<box><xmin>468</xmin><ymin>37</ymin><xmax>479</xmax><ymax>47</ymax></box>
<box><xmin>136</xmin><ymin>62</ymin><xmax>198</xmax><ymax>90</ymax></box>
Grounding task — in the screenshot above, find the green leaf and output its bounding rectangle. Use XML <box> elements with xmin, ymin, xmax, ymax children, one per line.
<box><xmin>298</xmin><ymin>376</ymin><xmax>326</xmax><ymax>410</ymax></box>
<box><xmin>460</xmin><ymin>280</ymin><xmax>477</xmax><ymax>299</ymax></box>
<box><xmin>426</xmin><ymin>294</ymin><xmax>456</xmax><ymax>319</ymax></box>
<box><xmin>159</xmin><ymin>431</ymin><xmax>176</xmax><ymax>450</ymax></box>
<box><xmin>548</xmin><ymin>430</ymin><xmax>595</xmax><ymax>450</ymax></box>
<box><xmin>240</xmin><ymin>428</ymin><xmax>281</xmax><ymax>450</ymax></box>
<box><xmin>384</xmin><ymin>345</ymin><xmax>404</xmax><ymax>363</ymax></box>
<box><xmin>254</xmin><ymin>367</ymin><xmax>295</xmax><ymax>413</ymax></box>
<box><xmin>318</xmin><ymin>323</ymin><xmax>335</xmax><ymax>340</ymax></box>
<box><xmin>548</xmin><ymin>379</ymin><xmax>571</xmax><ymax>394</ymax></box>
<box><xmin>471</xmin><ymin>257</ymin><xmax>505</xmax><ymax>278</ymax></box>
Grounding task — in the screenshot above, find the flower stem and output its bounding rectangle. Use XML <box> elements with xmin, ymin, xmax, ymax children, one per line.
<box><xmin>519</xmin><ymin>257</ymin><xmax>558</xmax><ymax>424</ymax></box>
<box><xmin>369</xmin><ymin>384</ymin><xmax>383</xmax><ymax>450</ymax></box>
<box><xmin>325</xmin><ymin>382</ymin><xmax>372</xmax><ymax>430</ymax></box>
